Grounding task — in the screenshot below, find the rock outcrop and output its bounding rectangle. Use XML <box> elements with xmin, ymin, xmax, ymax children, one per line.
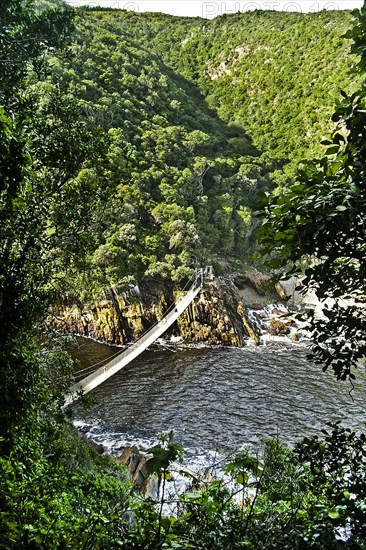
<box><xmin>176</xmin><ymin>279</ymin><xmax>261</xmax><ymax>345</ymax></box>
<box><xmin>116</xmin><ymin>446</ymin><xmax>150</xmax><ymax>487</ymax></box>
<box><xmin>54</xmin><ymin>272</ymin><xmax>286</xmax><ymax>347</ymax></box>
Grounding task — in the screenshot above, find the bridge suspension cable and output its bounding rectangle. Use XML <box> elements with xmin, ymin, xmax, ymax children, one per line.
<box><xmin>72</xmin><ymin>270</ymin><xmax>198</xmax><ymax>380</ymax></box>
<box><xmin>63</xmin><ymin>268</ymin><xmax>205</xmax><ymax>408</ymax></box>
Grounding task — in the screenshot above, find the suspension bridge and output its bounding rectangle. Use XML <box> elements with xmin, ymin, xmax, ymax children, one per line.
<box><xmin>63</xmin><ymin>268</ymin><xmax>210</xmax><ymax>407</ymax></box>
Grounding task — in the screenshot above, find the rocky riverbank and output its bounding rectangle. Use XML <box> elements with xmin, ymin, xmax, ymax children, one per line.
<box><xmin>54</xmin><ymin>271</ymin><xmax>292</xmax><ymax>347</ymax></box>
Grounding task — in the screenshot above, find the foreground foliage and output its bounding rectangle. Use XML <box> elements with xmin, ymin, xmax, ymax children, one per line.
<box><xmin>0</xmin><ymin>421</ymin><xmax>131</xmax><ymax>548</ymax></box>
<box><xmin>121</xmin><ymin>426</ymin><xmax>366</xmax><ymax>549</ymax></box>
<box><xmin>0</xmin><ymin>2</ymin><xmax>132</xmax><ymax>545</ymax></box>
<box><xmin>4</xmin><ymin>424</ymin><xmax>365</xmax><ymax>549</ymax></box>
<box><xmin>0</xmin><ymin>0</ymin><xmax>109</xmax><ymax>439</ymax></box>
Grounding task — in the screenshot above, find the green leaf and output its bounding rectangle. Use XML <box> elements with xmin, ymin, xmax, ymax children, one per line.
<box><xmin>325</xmin><ymin>145</ymin><xmax>340</xmax><ymax>155</ymax></box>
<box><xmin>235</xmin><ymin>472</ymin><xmax>249</xmax><ymax>485</ymax></box>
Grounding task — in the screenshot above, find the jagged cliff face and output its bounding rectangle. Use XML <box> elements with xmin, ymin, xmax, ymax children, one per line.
<box><xmin>55</xmin><ymin>273</ymin><xmax>285</xmax><ymax>346</ymax></box>
<box><xmin>56</xmin><ymin>280</ymin><xmax>169</xmax><ymax>345</ymax></box>
<box><xmin>177</xmin><ymin>280</ymin><xmax>260</xmax><ymax>345</ymax></box>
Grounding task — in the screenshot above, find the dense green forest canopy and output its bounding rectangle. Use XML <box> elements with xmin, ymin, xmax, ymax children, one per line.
<box><xmin>49</xmin><ymin>6</ymin><xmax>356</xmax><ymax>295</ymax></box>
<box><xmin>107</xmin><ymin>8</ymin><xmax>356</xmax><ymax>185</ymax></box>
<box><xmin>58</xmin><ymin>10</ymin><xmax>264</xmax><ymax>291</ymax></box>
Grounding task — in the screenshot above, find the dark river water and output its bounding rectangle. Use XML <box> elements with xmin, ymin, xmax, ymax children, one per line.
<box><xmin>70</xmin><ymin>337</ymin><xmax>366</xmax><ymax>459</ymax></box>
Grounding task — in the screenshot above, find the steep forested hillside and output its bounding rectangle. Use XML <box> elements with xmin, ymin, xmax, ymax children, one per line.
<box><xmin>55</xmin><ymin>7</ymin><xmax>354</xmax><ymax>293</ymax></box>
<box><xmin>57</xmin><ymin>11</ymin><xmax>269</xmax><ymax>292</ymax></box>
<box><xmin>87</xmin><ymin>9</ymin><xmax>355</xmax><ymax>186</ymax></box>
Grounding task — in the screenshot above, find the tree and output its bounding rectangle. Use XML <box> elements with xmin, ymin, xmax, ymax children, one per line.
<box><xmin>0</xmin><ymin>0</ymin><xmax>107</xmax><ymax>443</ymax></box>
<box><xmin>0</xmin><ymin>0</ymin><xmax>73</xmax><ymax>101</ymax></box>
<box><xmin>255</xmin><ymin>3</ymin><xmax>366</xmax><ymax>382</ymax></box>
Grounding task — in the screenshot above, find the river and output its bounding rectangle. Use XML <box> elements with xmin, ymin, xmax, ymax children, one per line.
<box><xmin>70</xmin><ymin>336</ymin><xmax>366</xmax><ymax>466</ymax></box>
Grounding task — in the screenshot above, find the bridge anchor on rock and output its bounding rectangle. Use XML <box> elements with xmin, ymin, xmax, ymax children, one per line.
<box><xmin>63</xmin><ymin>268</ymin><xmax>208</xmax><ymax>408</ymax></box>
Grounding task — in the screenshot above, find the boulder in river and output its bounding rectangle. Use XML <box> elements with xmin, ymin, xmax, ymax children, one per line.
<box><xmin>116</xmin><ymin>446</ymin><xmax>151</xmax><ymax>487</ymax></box>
